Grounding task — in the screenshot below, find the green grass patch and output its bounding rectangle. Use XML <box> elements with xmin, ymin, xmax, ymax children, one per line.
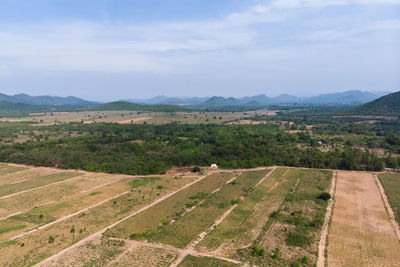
<box><xmin>0</xmin><ymin>166</ymin><xmax>28</xmax><ymax>176</ymax></box>
<box><xmin>178</xmin><ymin>255</ymin><xmax>239</xmax><ymax>267</ymax></box>
<box><xmin>378</xmin><ymin>173</ymin><xmax>400</xmax><ymax>224</ymax></box>
<box><xmin>129</xmin><ymin>177</ymin><xmax>160</xmax><ymax>189</ymax></box>
<box><xmin>0</xmin><ymin>220</ymin><xmax>27</xmax><ymax>235</ymax></box>
<box><xmin>89</xmin><ymin>191</ymin><xmax>102</xmax><ymax>196</ymax></box>
<box><xmin>146</xmin><ymin>170</ymin><xmax>269</xmax><ymax>248</ymax></box>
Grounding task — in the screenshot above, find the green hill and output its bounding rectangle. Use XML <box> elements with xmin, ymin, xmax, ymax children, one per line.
<box><xmin>352</xmin><ymin>91</ymin><xmax>400</xmax><ymax>115</ymax></box>
<box><xmin>88</xmin><ymin>101</ymin><xmax>187</xmax><ymax>112</ymax></box>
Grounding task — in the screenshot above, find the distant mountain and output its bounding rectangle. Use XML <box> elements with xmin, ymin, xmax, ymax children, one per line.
<box><xmin>304</xmin><ymin>90</ymin><xmax>382</xmax><ymax>105</ymax></box>
<box><xmin>123</xmin><ymin>95</ymin><xmax>208</xmax><ymax>106</ymax></box>
<box><xmin>88</xmin><ymin>101</ymin><xmax>187</xmax><ymax>112</ymax></box>
<box><xmin>200</xmin><ymin>96</ymin><xmax>243</xmax><ymax>107</ymax></box>
<box><xmin>128</xmin><ymin>90</ymin><xmax>385</xmax><ymax>108</ymax></box>
<box><xmin>0</xmin><ymin>93</ymin><xmax>98</xmax><ymax>107</ymax></box>
<box><xmin>352</xmin><ymin>91</ymin><xmax>400</xmax><ymax>115</ymax></box>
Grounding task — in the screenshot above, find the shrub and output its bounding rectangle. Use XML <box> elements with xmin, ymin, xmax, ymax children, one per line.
<box><xmin>286</xmin><ymin>231</ymin><xmax>311</xmax><ymax>247</ymax></box>
<box><xmin>192</xmin><ymin>166</ymin><xmax>201</xmax><ymax>172</ymax></box>
<box><xmin>252</xmin><ymin>245</ymin><xmax>265</xmax><ymax>257</ymax></box>
<box><xmin>318</xmin><ymin>192</ymin><xmax>331</xmax><ymax>201</ymax></box>
<box><xmin>48</xmin><ymin>236</ymin><xmax>55</xmax><ymax>243</ymax></box>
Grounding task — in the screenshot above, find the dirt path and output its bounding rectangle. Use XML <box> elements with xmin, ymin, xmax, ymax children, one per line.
<box><xmin>317</xmin><ymin>171</ymin><xmax>337</xmax><ymax>267</ymax></box>
<box><xmin>34</xmin><ymin>174</ymin><xmax>210</xmax><ymax>267</ymax></box>
<box><xmin>327</xmin><ymin>171</ymin><xmax>400</xmax><ymax>266</ymax></box>
<box><xmin>107</xmin><ymin>238</ymin><xmax>244</xmax><ymax>267</ymax></box>
<box><xmin>374</xmin><ymin>173</ymin><xmax>400</xmax><ymax>241</ymax></box>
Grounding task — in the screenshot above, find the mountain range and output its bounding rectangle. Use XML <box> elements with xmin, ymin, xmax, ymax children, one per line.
<box><xmin>125</xmin><ymin>90</ymin><xmax>391</xmax><ymax>107</ymax></box>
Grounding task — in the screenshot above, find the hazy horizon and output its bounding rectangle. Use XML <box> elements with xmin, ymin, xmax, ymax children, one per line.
<box><xmin>1</xmin><ymin>0</ymin><xmax>399</xmax><ymax>101</ymax></box>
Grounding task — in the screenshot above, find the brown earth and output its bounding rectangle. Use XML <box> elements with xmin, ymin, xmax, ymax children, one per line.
<box><xmin>327</xmin><ymin>171</ymin><xmax>400</xmax><ymax>266</ymax></box>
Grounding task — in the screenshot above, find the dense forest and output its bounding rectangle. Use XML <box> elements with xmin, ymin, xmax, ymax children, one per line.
<box><xmin>0</xmin><ymin>123</ymin><xmax>397</xmax><ymax>175</ymax></box>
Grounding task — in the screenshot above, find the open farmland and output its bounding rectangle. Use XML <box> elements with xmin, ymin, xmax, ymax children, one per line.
<box><xmin>0</xmin><ymin>110</ymin><xmax>270</xmax><ymax>127</ymax></box>
<box><xmin>0</xmin><ymin>163</ymin><xmax>399</xmax><ymax>266</ymax></box>
<box><xmin>327</xmin><ymin>171</ymin><xmax>400</xmax><ymax>266</ymax></box>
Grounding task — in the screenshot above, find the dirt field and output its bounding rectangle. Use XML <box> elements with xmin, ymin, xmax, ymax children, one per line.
<box><xmin>327</xmin><ymin>171</ymin><xmax>400</xmax><ymax>266</ymax></box>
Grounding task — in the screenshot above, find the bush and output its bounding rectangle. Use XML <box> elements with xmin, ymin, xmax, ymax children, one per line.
<box><xmin>318</xmin><ymin>192</ymin><xmax>331</xmax><ymax>201</ymax></box>
<box><xmin>252</xmin><ymin>245</ymin><xmax>265</xmax><ymax>257</ymax></box>
<box><xmin>286</xmin><ymin>231</ymin><xmax>311</xmax><ymax>247</ymax></box>
<box><xmin>48</xmin><ymin>236</ymin><xmax>55</xmax><ymax>243</ymax></box>
<box><xmin>192</xmin><ymin>166</ymin><xmax>201</xmax><ymax>172</ymax></box>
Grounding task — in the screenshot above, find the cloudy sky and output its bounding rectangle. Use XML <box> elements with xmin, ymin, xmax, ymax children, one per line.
<box><xmin>0</xmin><ymin>0</ymin><xmax>399</xmax><ymax>101</ymax></box>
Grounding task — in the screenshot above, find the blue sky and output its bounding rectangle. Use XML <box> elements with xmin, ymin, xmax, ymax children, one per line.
<box><xmin>0</xmin><ymin>0</ymin><xmax>399</xmax><ymax>101</ymax></box>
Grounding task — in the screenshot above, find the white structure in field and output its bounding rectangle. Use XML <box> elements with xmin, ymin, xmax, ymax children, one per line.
<box><xmin>210</xmin><ymin>164</ymin><xmax>218</xmax><ymax>169</ymax></box>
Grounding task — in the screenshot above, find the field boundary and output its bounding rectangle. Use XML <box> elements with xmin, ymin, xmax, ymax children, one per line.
<box><xmin>317</xmin><ymin>171</ymin><xmax>337</xmax><ymax>267</ymax></box>
<box><xmin>374</xmin><ymin>174</ymin><xmax>400</xmax><ymax>241</ymax></box>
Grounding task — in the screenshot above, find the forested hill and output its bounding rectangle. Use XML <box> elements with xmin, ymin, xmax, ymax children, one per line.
<box><xmin>88</xmin><ymin>101</ymin><xmax>187</xmax><ymax>112</ymax></box>
<box><xmin>352</xmin><ymin>91</ymin><xmax>400</xmax><ymax>115</ymax></box>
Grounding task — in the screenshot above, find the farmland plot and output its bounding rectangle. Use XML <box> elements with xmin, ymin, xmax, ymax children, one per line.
<box><xmin>0</xmin><ymin>172</ymin><xmax>130</xmax><ymax>218</ymax></box>
<box><xmin>0</xmin><ymin>177</ymin><xmax>137</xmax><ymax>241</ymax></box>
<box><xmin>327</xmin><ymin>171</ymin><xmax>400</xmax><ymax>266</ymax></box>
<box><xmin>106</xmin><ymin>172</ymin><xmax>237</xmax><ymax>239</ymax></box>
<box><xmin>236</xmin><ymin>169</ymin><xmax>333</xmax><ymax>266</ymax></box>
<box><xmin>0</xmin><ymin>166</ymin><xmax>60</xmax><ymax>186</ymax></box>
<box><xmin>197</xmin><ymin>168</ymin><xmax>298</xmax><ymax>257</ymax></box>
<box><xmin>141</xmin><ymin>170</ymin><xmax>269</xmax><ymax>248</ymax></box>
<box><xmin>0</xmin><ymin>175</ymin><xmax>196</xmax><ymax>266</ymax></box>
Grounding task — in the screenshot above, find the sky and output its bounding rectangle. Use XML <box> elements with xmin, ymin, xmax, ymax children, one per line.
<box><xmin>0</xmin><ymin>0</ymin><xmax>399</xmax><ymax>101</ymax></box>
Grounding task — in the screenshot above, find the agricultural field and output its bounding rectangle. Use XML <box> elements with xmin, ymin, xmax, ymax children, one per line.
<box><xmin>327</xmin><ymin>171</ymin><xmax>400</xmax><ymax>266</ymax></box>
<box><xmin>0</xmin><ymin>110</ymin><xmax>270</xmax><ymax>127</ymax></box>
<box><xmin>0</xmin><ymin>163</ymin><xmax>399</xmax><ymax>266</ymax></box>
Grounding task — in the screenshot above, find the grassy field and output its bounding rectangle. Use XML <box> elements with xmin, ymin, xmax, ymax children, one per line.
<box><xmin>235</xmin><ymin>168</ymin><xmax>332</xmax><ymax>266</ymax></box>
<box><xmin>0</xmin><ymin>172</ymin><xmax>196</xmax><ymax>266</ymax></box>
<box><xmin>0</xmin><ymin>172</ymin><xmax>83</xmax><ymax>197</ymax></box>
<box><xmin>106</xmin><ymin>172</ymin><xmax>236</xmax><ymax>239</ymax></box>
<box><xmin>0</xmin><ymin>178</ymin><xmax>137</xmax><ymax>241</ymax></box>
<box><xmin>0</xmin><ymin>172</ymin><xmax>130</xmax><ymax>218</ymax></box>
<box><xmin>378</xmin><ymin>173</ymin><xmax>400</xmax><ymax>224</ymax></box>
<box><xmin>144</xmin><ymin>170</ymin><xmax>269</xmax><ymax>248</ymax></box>
<box><xmin>197</xmin><ymin>168</ymin><xmax>298</xmax><ymax>257</ymax></box>
<box><xmin>0</xmin><ymin>110</ymin><xmax>266</xmax><ymax>126</ymax></box>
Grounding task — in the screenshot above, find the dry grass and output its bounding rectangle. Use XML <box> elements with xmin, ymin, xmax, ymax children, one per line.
<box><xmin>0</xmin><ymin>172</ymin><xmax>126</xmax><ymax>218</ymax></box>
<box><xmin>0</xmin><ymin>178</ymin><xmax>136</xmax><ymax>241</ymax></box>
<box><xmin>0</xmin><ymin>172</ymin><xmax>83</xmax><ymax>197</ymax></box>
<box><xmin>0</xmin><ymin>167</ymin><xmax>62</xmax><ymax>186</ymax></box>
<box><xmin>0</xmin><ymin>175</ymin><xmax>195</xmax><ymax>266</ymax></box>
<box><xmin>327</xmin><ymin>171</ymin><xmax>400</xmax><ymax>266</ymax></box>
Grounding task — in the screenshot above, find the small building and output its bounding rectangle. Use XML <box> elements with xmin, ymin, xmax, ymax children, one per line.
<box><xmin>210</xmin><ymin>164</ymin><xmax>218</xmax><ymax>169</ymax></box>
